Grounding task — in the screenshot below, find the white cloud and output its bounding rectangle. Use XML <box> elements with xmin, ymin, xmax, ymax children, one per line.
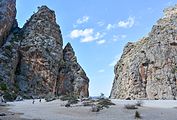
<box><xmin>81</xmin><ymin>36</ymin><xmax>95</xmax><ymax>42</ymax></box>
<box><xmin>97</xmin><ymin>39</ymin><xmax>106</xmax><ymax>44</ymax></box>
<box><xmin>70</xmin><ymin>29</ymin><xmax>105</xmax><ymax>43</ymax></box>
<box><xmin>118</xmin><ymin>16</ymin><xmax>135</xmax><ymax>28</ymax></box>
<box><xmin>113</xmin><ymin>35</ymin><xmax>127</xmax><ymax>42</ymax></box>
<box><xmin>76</xmin><ymin>16</ymin><xmax>89</xmax><ymax>24</ymax></box>
<box><xmin>106</xmin><ymin>16</ymin><xmax>135</xmax><ymax>30</ymax></box>
<box><xmin>97</xmin><ymin>21</ymin><xmax>105</xmax><ymax>26</ymax></box>
<box><xmin>109</xmin><ymin>54</ymin><xmax>122</xmax><ymax>67</ymax></box>
<box><xmin>70</xmin><ymin>28</ymin><xmax>93</xmax><ymax>39</ymax></box>
<box><xmin>95</xmin><ymin>32</ymin><xmax>106</xmax><ymax>39</ymax></box>
<box><xmin>98</xmin><ymin>69</ymin><xmax>105</xmax><ymax>73</ymax></box>
<box><xmin>70</xmin><ymin>30</ymin><xmax>80</xmax><ymax>38</ymax></box>
<box><xmin>106</xmin><ymin>24</ymin><xmax>115</xmax><ymax>30</ymax></box>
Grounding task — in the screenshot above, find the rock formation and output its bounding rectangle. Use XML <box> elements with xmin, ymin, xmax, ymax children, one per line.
<box><xmin>61</xmin><ymin>43</ymin><xmax>89</xmax><ymax>97</ymax></box>
<box><xmin>0</xmin><ymin>1</ymin><xmax>89</xmax><ymax>99</ymax></box>
<box><xmin>0</xmin><ymin>0</ymin><xmax>16</xmax><ymax>46</ymax></box>
<box><xmin>110</xmin><ymin>5</ymin><xmax>177</xmax><ymax>100</ymax></box>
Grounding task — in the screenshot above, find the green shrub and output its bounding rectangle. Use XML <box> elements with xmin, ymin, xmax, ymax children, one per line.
<box><xmin>156</xmin><ymin>77</ymin><xmax>161</xmax><ymax>81</ymax></box>
<box><xmin>3</xmin><ymin>92</ymin><xmax>17</xmax><ymax>101</ymax></box>
<box><xmin>0</xmin><ymin>83</ymin><xmax>7</xmax><ymax>91</ymax></box>
<box><xmin>59</xmin><ymin>60</ymin><xmax>66</xmax><ymax>67</ymax></box>
<box><xmin>135</xmin><ymin>111</ymin><xmax>141</xmax><ymax>119</ymax></box>
<box><xmin>171</xmin><ymin>66</ymin><xmax>177</xmax><ymax>74</ymax></box>
<box><xmin>45</xmin><ymin>92</ymin><xmax>56</xmax><ymax>102</ymax></box>
<box><xmin>60</xmin><ymin>94</ymin><xmax>78</xmax><ymax>101</ymax></box>
<box><xmin>0</xmin><ymin>76</ymin><xmax>3</xmax><ymax>81</ymax></box>
<box><xmin>14</xmin><ymin>83</ymin><xmax>20</xmax><ymax>93</ymax></box>
<box><xmin>5</xmin><ymin>45</ymin><xmax>12</xmax><ymax>51</ymax></box>
<box><xmin>22</xmin><ymin>94</ymin><xmax>32</xmax><ymax>99</ymax></box>
<box><xmin>97</xmin><ymin>99</ymin><xmax>115</xmax><ymax>108</ymax></box>
<box><xmin>68</xmin><ymin>99</ymin><xmax>79</xmax><ymax>104</ymax></box>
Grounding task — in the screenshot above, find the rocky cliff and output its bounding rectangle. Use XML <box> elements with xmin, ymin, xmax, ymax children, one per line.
<box><xmin>0</xmin><ymin>0</ymin><xmax>89</xmax><ymax>100</ymax></box>
<box><xmin>0</xmin><ymin>0</ymin><xmax>16</xmax><ymax>46</ymax></box>
<box><xmin>110</xmin><ymin>5</ymin><xmax>177</xmax><ymax>100</ymax></box>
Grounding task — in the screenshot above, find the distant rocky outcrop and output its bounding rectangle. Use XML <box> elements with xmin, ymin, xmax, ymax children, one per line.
<box><xmin>61</xmin><ymin>43</ymin><xmax>89</xmax><ymax>97</ymax></box>
<box><xmin>0</xmin><ymin>0</ymin><xmax>89</xmax><ymax>100</ymax></box>
<box><xmin>110</xmin><ymin>5</ymin><xmax>177</xmax><ymax>100</ymax></box>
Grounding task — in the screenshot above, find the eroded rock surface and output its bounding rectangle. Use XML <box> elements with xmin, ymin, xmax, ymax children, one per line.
<box><xmin>59</xmin><ymin>43</ymin><xmax>89</xmax><ymax>97</ymax></box>
<box><xmin>0</xmin><ymin>3</ymin><xmax>89</xmax><ymax>99</ymax></box>
<box><xmin>110</xmin><ymin>5</ymin><xmax>177</xmax><ymax>100</ymax></box>
<box><xmin>0</xmin><ymin>0</ymin><xmax>16</xmax><ymax>46</ymax></box>
<box><xmin>16</xmin><ymin>6</ymin><xmax>63</xmax><ymax>96</ymax></box>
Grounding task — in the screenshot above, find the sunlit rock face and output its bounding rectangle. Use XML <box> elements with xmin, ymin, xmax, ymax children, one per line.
<box><xmin>16</xmin><ymin>6</ymin><xmax>63</xmax><ymax>95</ymax></box>
<box><xmin>0</xmin><ymin>4</ymin><xmax>89</xmax><ymax>98</ymax></box>
<box><xmin>110</xmin><ymin>5</ymin><xmax>177</xmax><ymax>100</ymax></box>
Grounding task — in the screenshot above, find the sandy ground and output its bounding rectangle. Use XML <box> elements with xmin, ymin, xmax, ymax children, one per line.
<box><xmin>1</xmin><ymin>99</ymin><xmax>177</xmax><ymax>120</ymax></box>
<box><xmin>0</xmin><ymin>104</ymin><xmax>31</xmax><ymax>120</ymax></box>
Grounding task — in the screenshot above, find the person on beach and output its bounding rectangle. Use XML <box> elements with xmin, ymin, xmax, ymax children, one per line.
<box><xmin>0</xmin><ymin>95</ymin><xmax>6</xmax><ymax>103</ymax></box>
<box><xmin>32</xmin><ymin>99</ymin><xmax>35</xmax><ymax>104</ymax></box>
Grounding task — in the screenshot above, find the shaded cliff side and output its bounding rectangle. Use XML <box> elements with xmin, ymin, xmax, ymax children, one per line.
<box><xmin>0</xmin><ymin>0</ymin><xmax>16</xmax><ymax>46</ymax></box>
<box><xmin>110</xmin><ymin>5</ymin><xmax>177</xmax><ymax>100</ymax></box>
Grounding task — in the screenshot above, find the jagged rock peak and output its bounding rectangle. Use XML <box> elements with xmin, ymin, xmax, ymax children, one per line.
<box><xmin>0</xmin><ymin>0</ymin><xmax>16</xmax><ymax>46</ymax></box>
<box><xmin>163</xmin><ymin>4</ymin><xmax>177</xmax><ymax>18</ymax></box>
<box><xmin>64</xmin><ymin>42</ymin><xmax>73</xmax><ymax>49</ymax></box>
<box><xmin>63</xmin><ymin>42</ymin><xmax>76</xmax><ymax>62</ymax></box>
<box><xmin>59</xmin><ymin>42</ymin><xmax>89</xmax><ymax>97</ymax></box>
<box><xmin>22</xmin><ymin>5</ymin><xmax>63</xmax><ymax>46</ymax></box>
<box><xmin>110</xmin><ymin>4</ymin><xmax>177</xmax><ymax>100</ymax></box>
<box><xmin>35</xmin><ymin>5</ymin><xmax>56</xmax><ymax>22</ymax></box>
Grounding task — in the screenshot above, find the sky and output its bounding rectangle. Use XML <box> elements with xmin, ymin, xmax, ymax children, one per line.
<box><xmin>16</xmin><ymin>0</ymin><xmax>177</xmax><ymax>97</ymax></box>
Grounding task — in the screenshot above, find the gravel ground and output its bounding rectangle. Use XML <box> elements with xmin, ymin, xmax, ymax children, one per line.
<box><xmin>0</xmin><ymin>105</ymin><xmax>30</xmax><ymax>120</ymax></box>
<box><xmin>2</xmin><ymin>99</ymin><xmax>177</xmax><ymax>120</ymax></box>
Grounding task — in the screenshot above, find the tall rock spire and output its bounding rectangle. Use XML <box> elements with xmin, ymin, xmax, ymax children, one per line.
<box><xmin>15</xmin><ymin>6</ymin><xmax>64</xmax><ymax>95</ymax></box>
<box><xmin>58</xmin><ymin>42</ymin><xmax>89</xmax><ymax>97</ymax></box>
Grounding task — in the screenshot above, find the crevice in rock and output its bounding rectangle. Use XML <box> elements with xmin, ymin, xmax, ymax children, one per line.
<box><xmin>170</xmin><ymin>42</ymin><xmax>177</xmax><ymax>46</ymax></box>
<box><xmin>14</xmin><ymin>51</ymin><xmax>22</xmax><ymax>75</ymax></box>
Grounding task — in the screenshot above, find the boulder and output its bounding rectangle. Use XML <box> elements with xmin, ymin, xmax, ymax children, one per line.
<box><xmin>15</xmin><ymin>95</ymin><xmax>23</xmax><ymax>101</ymax></box>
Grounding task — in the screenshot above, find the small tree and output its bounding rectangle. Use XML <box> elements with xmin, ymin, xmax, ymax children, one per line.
<box><xmin>100</xmin><ymin>93</ymin><xmax>104</xmax><ymax>99</ymax></box>
<box><xmin>135</xmin><ymin>111</ymin><xmax>141</xmax><ymax>119</ymax></box>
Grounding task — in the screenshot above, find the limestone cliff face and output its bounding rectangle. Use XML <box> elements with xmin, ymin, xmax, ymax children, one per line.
<box><xmin>110</xmin><ymin>5</ymin><xmax>177</xmax><ymax>100</ymax></box>
<box><xmin>0</xmin><ymin>0</ymin><xmax>16</xmax><ymax>46</ymax></box>
<box><xmin>0</xmin><ymin>3</ymin><xmax>89</xmax><ymax>98</ymax></box>
<box><xmin>16</xmin><ymin>6</ymin><xmax>63</xmax><ymax>96</ymax></box>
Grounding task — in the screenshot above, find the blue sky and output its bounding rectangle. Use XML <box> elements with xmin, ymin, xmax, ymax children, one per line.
<box><xmin>16</xmin><ymin>0</ymin><xmax>177</xmax><ymax>97</ymax></box>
